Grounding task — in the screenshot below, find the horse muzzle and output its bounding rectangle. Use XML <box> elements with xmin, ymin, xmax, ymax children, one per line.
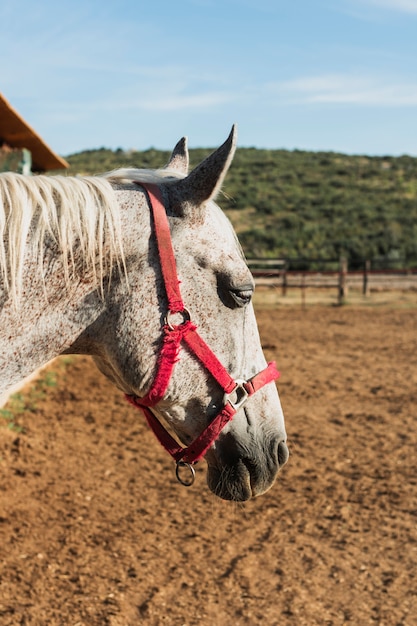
<box><xmin>206</xmin><ymin>434</ymin><xmax>289</xmax><ymax>501</ymax></box>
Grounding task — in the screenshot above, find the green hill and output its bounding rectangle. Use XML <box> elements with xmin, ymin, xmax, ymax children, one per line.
<box><xmin>65</xmin><ymin>146</ymin><xmax>417</xmax><ymax>269</ymax></box>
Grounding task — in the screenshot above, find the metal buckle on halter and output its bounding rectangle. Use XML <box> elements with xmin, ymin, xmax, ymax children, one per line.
<box><xmin>223</xmin><ymin>379</ymin><xmax>249</xmax><ymax>412</ymax></box>
<box><xmin>175</xmin><ymin>460</ymin><xmax>196</xmax><ymax>486</ymax></box>
<box><xmin>165</xmin><ymin>308</ymin><xmax>191</xmax><ymax>331</ymax></box>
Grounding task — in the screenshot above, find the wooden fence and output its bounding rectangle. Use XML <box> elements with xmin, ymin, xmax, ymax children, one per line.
<box><xmin>247</xmin><ymin>258</ymin><xmax>417</xmax><ymax>305</ymax></box>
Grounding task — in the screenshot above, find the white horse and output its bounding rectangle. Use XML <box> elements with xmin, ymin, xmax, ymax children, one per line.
<box><xmin>0</xmin><ymin>126</ymin><xmax>288</xmax><ymax>501</ymax></box>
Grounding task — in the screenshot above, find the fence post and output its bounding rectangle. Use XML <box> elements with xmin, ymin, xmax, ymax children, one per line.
<box><xmin>338</xmin><ymin>257</ymin><xmax>348</xmax><ymax>305</ymax></box>
<box><xmin>301</xmin><ymin>273</ymin><xmax>306</xmax><ymax>309</ymax></box>
<box><xmin>363</xmin><ymin>259</ymin><xmax>370</xmax><ymax>296</ymax></box>
<box><xmin>281</xmin><ymin>262</ymin><xmax>287</xmax><ymax>296</ymax></box>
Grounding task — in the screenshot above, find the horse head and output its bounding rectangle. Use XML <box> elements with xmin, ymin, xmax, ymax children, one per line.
<box><xmin>72</xmin><ymin>127</ymin><xmax>288</xmax><ymax>501</ymax></box>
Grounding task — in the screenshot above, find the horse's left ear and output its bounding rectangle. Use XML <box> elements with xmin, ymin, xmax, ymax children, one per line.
<box><xmin>169</xmin><ymin>125</ymin><xmax>237</xmax><ymax>216</ymax></box>
<box><xmin>165</xmin><ymin>137</ymin><xmax>189</xmax><ymax>175</ymax></box>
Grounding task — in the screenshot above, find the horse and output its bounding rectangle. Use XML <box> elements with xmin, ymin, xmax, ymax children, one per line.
<box><xmin>0</xmin><ymin>126</ymin><xmax>288</xmax><ymax>501</ymax></box>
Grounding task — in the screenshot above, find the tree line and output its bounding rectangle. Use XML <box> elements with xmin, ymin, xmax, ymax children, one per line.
<box><xmin>64</xmin><ymin>146</ymin><xmax>417</xmax><ymax>269</ymax></box>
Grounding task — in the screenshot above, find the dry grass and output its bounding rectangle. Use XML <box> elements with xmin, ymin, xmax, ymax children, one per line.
<box><xmin>253</xmin><ymin>283</ymin><xmax>417</xmax><ymax>309</ymax></box>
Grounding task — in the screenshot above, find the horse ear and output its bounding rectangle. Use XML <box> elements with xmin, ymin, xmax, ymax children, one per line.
<box><xmin>169</xmin><ymin>125</ymin><xmax>237</xmax><ymax>215</ymax></box>
<box><xmin>165</xmin><ymin>137</ymin><xmax>189</xmax><ymax>175</ymax></box>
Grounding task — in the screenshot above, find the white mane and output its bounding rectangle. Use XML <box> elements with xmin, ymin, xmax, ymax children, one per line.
<box><xmin>102</xmin><ymin>167</ymin><xmax>185</xmax><ymax>184</ymax></box>
<box><xmin>0</xmin><ymin>166</ymin><xmax>235</xmax><ymax>304</ymax></box>
<box><xmin>0</xmin><ymin>168</ymin><xmax>175</xmax><ymax>303</ymax></box>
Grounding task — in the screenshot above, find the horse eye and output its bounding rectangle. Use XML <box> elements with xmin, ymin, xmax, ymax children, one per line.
<box><xmin>230</xmin><ymin>287</ymin><xmax>253</xmax><ymax>307</ymax></box>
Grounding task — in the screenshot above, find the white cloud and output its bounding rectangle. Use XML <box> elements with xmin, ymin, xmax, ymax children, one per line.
<box><xmin>273</xmin><ymin>74</ymin><xmax>417</xmax><ymax>106</ymax></box>
<box><xmin>338</xmin><ymin>0</ymin><xmax>417</xmax><ymax>21</ymax></box>
<box><xmin>359</xmin><ymin>0</ymin><xmax>417</xmax><ymax>13</ymax></box>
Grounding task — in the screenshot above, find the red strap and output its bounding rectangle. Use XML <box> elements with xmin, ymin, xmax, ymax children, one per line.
<box><xmin>182</xmin><ymin>327</ymin><xmax>236</xmax><ymax>393</ymax></box>
<box><xmin>180</xmin><ymin>403</ymin><xmax>236</xmax><ymax>462</ymax></box>
<box><xmin>128</xmin><ymin>402</ymin><xmax>185</xmax><ymax>459</ymax></box>
<box><xmin>138</xmin><ymin>321</ymin><xmax>196</xmax><ymax>407</ymax></box>
<box><xmin>180</xmin><ymin>362</ymin><xmax>279</xmax><ymax>462</ymax></box>
<box><xmin>244</xmin><ymin>361</ymin><xmax>280</xmax><ymax>394</ymax></box>
<box><xmin>126</xmin><ymin>362</ymin><xmax>279</xmax><ymax>464</ymax></box>
<box><xmin>126</xmin><ymin>183</ymin><xmax>281</xmax><ymax>466</ymax></box>
<box><xmin>124</xmin><ymin>400</ymin><xmax>236</xmax><ymax>463</ymax></box>
<box><xmin>143</xmin><ymin>183</ymin><xmax>184</xmax><ymax>313</ymax></box>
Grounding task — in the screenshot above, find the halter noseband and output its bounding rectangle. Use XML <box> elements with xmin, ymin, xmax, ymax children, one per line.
<box><xmin>125</xmin><ymin>183</ymin><xmax>279</xmax><ymax>485</ymax></box>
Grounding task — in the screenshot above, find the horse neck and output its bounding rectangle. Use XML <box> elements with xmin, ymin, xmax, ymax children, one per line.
<box><xmin>0</xmin><ymin>279</ymin><xmax>105</xmax><ymax>399</ymax></box>
<box><xmin>0</xmin><ymin>186</ymin><xmax>149</xmax><ymax>398</ymax></box>
<box><xmin>0</xmin><ymin>221</ymin><xmax>109</xmax><ymax>396</ymax></box>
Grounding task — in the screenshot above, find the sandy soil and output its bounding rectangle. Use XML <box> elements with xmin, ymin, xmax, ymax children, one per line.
<box><xmin>0</xmin><ymin>304</ymin><xmax>416</xmax><ymax>626</ymax></box>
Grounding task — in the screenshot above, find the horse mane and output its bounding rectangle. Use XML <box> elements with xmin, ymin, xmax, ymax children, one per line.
<box><xmin>0</xmin><ymin>171</ymin><xmax>133</xmax><ymax>303</ymax></box>
<box><xmin>0</xmin><ymin>166</ymin><xmax>236</xmax><ymax>304</ymax></box>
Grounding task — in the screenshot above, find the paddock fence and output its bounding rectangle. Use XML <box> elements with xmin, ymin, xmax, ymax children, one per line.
<box><xmin>247</xmin><ymin>257</ymin><xmax>417</xmax><ymax>305</ymax></box>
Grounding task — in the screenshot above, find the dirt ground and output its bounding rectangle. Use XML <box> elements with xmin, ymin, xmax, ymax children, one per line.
<box><xmin>1</xmin><ymin>299</ymin><xmax>416</xmax><ymax>626</ymax></box>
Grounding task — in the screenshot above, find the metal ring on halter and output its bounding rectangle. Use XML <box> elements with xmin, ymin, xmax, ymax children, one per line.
<box><xmin>165</xmin><ymin>308</ymin><xmax>191</xmax><ymax>331</ymax></box>
<box><xmin>175</xmin><ymin>460</ymin><xmax>196</xmax><ymax>487</ymax></box>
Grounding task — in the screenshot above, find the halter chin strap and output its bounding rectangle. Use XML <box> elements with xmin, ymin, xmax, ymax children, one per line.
<box><xmin>125</xmin><ymin>183</ymin><xmax>279</xmax><ymax>478</ymax></box>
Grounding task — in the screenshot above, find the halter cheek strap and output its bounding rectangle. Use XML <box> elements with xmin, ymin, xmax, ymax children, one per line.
<box><xmin>125</xmin><ymin>183</ymin><xmax>279</xmax><ymax>480</ymax></box>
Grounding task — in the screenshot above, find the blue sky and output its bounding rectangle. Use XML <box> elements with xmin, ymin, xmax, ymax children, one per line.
<box><xmin>1</xmin><ymin>0</ymin><xmax>417</xmax><ymax>157</ymax></box>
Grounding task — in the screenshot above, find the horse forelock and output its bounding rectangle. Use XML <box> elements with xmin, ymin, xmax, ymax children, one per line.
<box><xmin>0</xmin><ymin>171</ymin><xmax>125</xmax><ymax>303</ymax></box>
<box><xmin>101</xmin><ymin>167</ymin><xmax>186</xmax><ymax>185</ymax></box>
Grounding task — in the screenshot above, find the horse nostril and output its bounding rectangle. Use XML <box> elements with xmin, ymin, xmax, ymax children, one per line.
<box><xmin>277</xmin><ymin>440</ymin><xmax>289</xmax><ymax>467</ymax></box>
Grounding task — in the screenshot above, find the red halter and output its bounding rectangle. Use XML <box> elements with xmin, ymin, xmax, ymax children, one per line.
<box><xmin>125</xmin><ymin>183</ymin><xmax>279</xmax><ymax>482</ymax></box>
